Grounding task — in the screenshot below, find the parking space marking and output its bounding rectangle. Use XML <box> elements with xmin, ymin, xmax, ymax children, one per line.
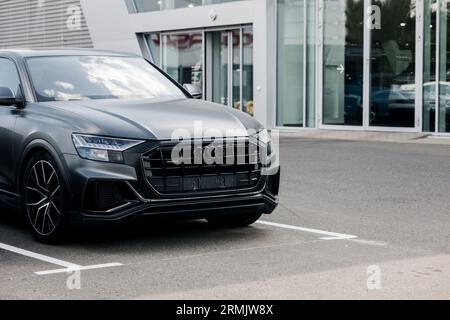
<box><xmin>257</xmin><ymin>221</ymin><xmax>358</xmax><ymax>240</ymax></box>
<box><xmin>0</xmin><ymin>242</ymin><xmax>80</xmax><ymax>268</ymax></box>
<box><xmin>35</xmin><ymin>263</ymin><xmax>123</xmax><ymax>275</ymax></box>
<box><xmin>0</xmin><ymin>242</ymin><xmax>123</xmax><ymax>276</ymax></box>
<box><xmin>1</xmin><ymin>221</ymin><xmax>357</xmax><ymax>277</ymax></box>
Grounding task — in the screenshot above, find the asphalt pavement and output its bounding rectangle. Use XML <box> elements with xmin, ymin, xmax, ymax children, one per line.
<box><xmin>1</xmin><ymin>136</ymin><xmax>450</xmax><ymax>299</ymax></box>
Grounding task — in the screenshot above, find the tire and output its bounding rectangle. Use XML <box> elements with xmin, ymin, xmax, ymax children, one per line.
<box><xmin>207</xmin><ymin>212</ymin><xmax>263</xmax><ymax>228</ymax></box>
<box><xmin>22</xmin><ymin>151</ymin><xmax>71</xmax><ymax>244</ymax></box>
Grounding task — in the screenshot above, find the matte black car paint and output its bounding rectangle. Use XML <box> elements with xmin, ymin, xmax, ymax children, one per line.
<box><xmin>0</xmin><ymin>49</ymin><xmax>280</xmax><ymax>237</ymax></box>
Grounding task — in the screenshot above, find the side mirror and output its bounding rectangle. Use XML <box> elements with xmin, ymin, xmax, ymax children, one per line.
<box><xmin>0</xmin><ymin>86</ymin><xmax>25</xmax><ymax>108</ymax></box>
<box><xmin>0</xmin><ymin>87</ymin><xmax>16</xmax><ymax>106</ymax></box>
<box><xmin>183</xmin><ymin>83</ymin><xmax>202</xmax><ymax>99</ymax></box>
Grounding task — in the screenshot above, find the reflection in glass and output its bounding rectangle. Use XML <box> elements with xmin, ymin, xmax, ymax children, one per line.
<box><xmin>130</xmin><ymin>0</ymin><xmax>243</xmax><ymax>13</ymax></box>
<box><xmin>370</xmin><ymin>0</ymin><xmax>416</xmax><ymax>128</ymax></box>
<box><xmin>132</xmin><ymin>0</ymin><xmax>160</xmax><ymax>12</ymax></box>
<box><xmin>0</xmin><ymin>58</ymin><xmax>21</xmax><ymax>95</ymax></box>
<box><xmin>161</xmin><ymin>32</ymin><xmax>203</xmax><ymax>99</ymax></box>
<box><xmin>277</xmin><ymin>0</ymin><xmax>305</xmax><ymax>127</ymax></box>
<box><xmin>146</xmin><ymin>33</ymin><xmax>161</xmax><ymax>66</ymax></box>
<box><xmin>423</xmin><ymin>0</ymin><xmax>437</xmax><ymax>132</ymax></box>
<box><xmin>306</xmin><ymin>0</ymin><xmax>316</xmax><ymax>127</ymax></box>
<box><xmin>232</xmin><ymin>29</ymin><xmax>241</xmax><ymax>111</ymax></box>
<box><xmin>323</xmin><ymin>0</ymin><xmax>364</xmax><ymax>126</ymax></box>
<box><xmin>242</xmin><ymin>26</ymin><xmax>254</xmax><ymax>116</ymax></box>
<box><xmin>212</xmin><ymin>31</ymin><xmax>229</xmax><ymax>106</ymax></box>
<box><xmin>439</xmin><ymin>1</ymin><xmax>450</xmax><ymax>132</ymax></box>
<box><xmin>145</xmin><ymin>27</ymin><xmax>253</xmax><ymax>116</ymax></box>
<box><xmin>26</xmin><ymin>56</ymin><xmax>184</xmax><ymax>101</ymax></box>
<box><xmin>277</xmin><ymin>0</ymin><xmax>315</xmax><ymax>127</ymax></box>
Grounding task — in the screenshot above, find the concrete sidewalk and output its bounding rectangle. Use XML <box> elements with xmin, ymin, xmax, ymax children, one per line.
<box><xmin>140</xmin><ymin>254</ymin><xmax>450</xmax><ymax>300</ymax></box>
<box><xmin>277</xmin><ymin>129</ymin><xmax>450</xmax><ymax>145</ymax></box>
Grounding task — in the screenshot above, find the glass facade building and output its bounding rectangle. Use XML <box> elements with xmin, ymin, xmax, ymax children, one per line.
<box><xmin>24</xmin><ymin>0</ymin><xmax>450</xmax><ymax>134</ymax></box>
<box><xmin>275</xmin><ymin>0</ymin><xmax>450</xmax><ymax>133</ymax></box>
<box><xmin>143</xmin><ymin>27</ymin><xmax>254</xmax><ymax>115</ymax></box>
<box><xmin>424</xmin><ymin>0</ymin><xmax>450</xmax><ymax>133</ymax></box>
<box><xmin>276</xmin><ymin>0</ymin><xmax>316</xmax><ymax>127</ymax></box>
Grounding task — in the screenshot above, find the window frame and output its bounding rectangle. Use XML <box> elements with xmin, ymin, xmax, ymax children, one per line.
<box><xmin>0</xmin><ymin>56</ymin><xmax>25</xmax><ymax>103</ymax></box>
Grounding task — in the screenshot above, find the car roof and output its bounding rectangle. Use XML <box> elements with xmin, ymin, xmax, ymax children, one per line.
<box><xmin>0</xmin><ymin>48</ymin><xmax>139</xmax><ymax>58</ymax></box>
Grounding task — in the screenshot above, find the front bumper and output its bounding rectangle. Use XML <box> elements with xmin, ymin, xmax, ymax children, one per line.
<box><xmin>62</xmin><ymin>145</ymin><xmax>280</xmax><ymax>224</ymax></box>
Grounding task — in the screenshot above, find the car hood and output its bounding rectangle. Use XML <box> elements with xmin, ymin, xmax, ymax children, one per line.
<box><xmin>43</xmin><ymin>97</ymin><xmax>263</xmax><ymax>140</ymax></box>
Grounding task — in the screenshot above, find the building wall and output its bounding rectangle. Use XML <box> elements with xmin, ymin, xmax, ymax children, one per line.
<box><xmin>0</xmin><ymin>0</ymin><xmax>93</xmax><ymax>49</ymax></box>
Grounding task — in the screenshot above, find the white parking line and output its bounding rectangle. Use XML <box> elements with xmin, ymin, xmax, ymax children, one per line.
<box><xmin>35</xmin><ymin>263</ymin><xmax>123</xmax><ymax>275</ymax></box>
<box><xmin>0</xmin><ymin>242</ymin><xmax>80</xmax><ymax>268</ymax></box>
<box><xmin>257</xmin><ymin>221</ymin><xmax>358</xmax><ymax>240</ymax></box>
<box><xmin>0</xmin><ymin>242</ymin><xmax>122</xmax><ymax>276</ymax></box>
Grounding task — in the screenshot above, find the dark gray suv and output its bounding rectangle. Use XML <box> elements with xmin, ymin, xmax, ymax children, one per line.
<box><xmin>0</xmin><ymin>49</ymin><xmax>280</xmax><ymax>243</ymax></box>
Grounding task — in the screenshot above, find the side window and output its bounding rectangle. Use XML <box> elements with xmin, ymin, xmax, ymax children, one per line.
<box><xmin>0</xmin><ymin>58</ymin><xmax>21</xmax><ymax>97</ymax></box>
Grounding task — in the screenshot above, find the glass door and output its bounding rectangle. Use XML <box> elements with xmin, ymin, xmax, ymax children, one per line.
<box><xmin>423</xmin><ymin>0</ymin><xmax>437</xmax><ymax>132</ymax></box>
<box><xmin>423</xmin><ymin>0</ymin><xmax>450</xmax><ymax>134</ymax></box>
<box><xmin>156</xmin><ymin>31</ymin><xmax>204</xmax><ymax>98</ymax></box>
<box><xmin>438</xmin><ymin>0</ymin><xmax>450</xmax><ymax>132</ymax></box>
<box><xmin>320</xmin><ymin>0</ymin><xmax>421</xmax><ymax>131</ymax></box>
<box><xmin>209</xmin><ymin>30</ymin><xmax>229</xmax><ymax>106</ymax></box>
<box><xmin>206</xmin><ymin>27</ymin><xmax>254</xmax><ymax>115</ymax></box>
<box><xmin>232</xmin><ymin>29</ymin><xmax>241</xmax><ymax>111</ymax></box>
<box><xmin>241</xmin><ymin>26</ymin><xmax>254</xmax><ymax>115</ymax></box>
<box><xmin>145</xmin><ymin>26</ymin><xmax>253</xmax><ymax>116</ymax></box>
<box><xmin>321</xmin><ymin>0</ymin><xmax>364</xmax><ymax>127</ymax></box>
<box><xmin>369</xmin><ymin>0</ymin><xmax>417</xmax><ymax>128</ymax></box>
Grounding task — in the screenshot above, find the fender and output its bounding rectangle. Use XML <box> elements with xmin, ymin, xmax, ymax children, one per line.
<box><xmin>16</xmin><ymin>138</ymin><xmax>72</xmax><ymax>196</ymax></box>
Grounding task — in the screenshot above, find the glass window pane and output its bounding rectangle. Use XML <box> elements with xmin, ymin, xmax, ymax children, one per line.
<box><xmin>370</xmin><ymin>0</ymin><xmax>416</xmax><ymax>128</ymax></box>
<box><xmin>133</xmin><ymin>0</ymin><xmax>160</xmax><ymax>12</ymax></box>
<box><xmin>439</xmin><ymin>1</ymin><xmax>450</xmax><ymax>132</ymax></box>
<box><xmin>124</xmin><ymin>0</ymin><xmax>136</xmax><ymax>13</ymax></box>
<box><xmin>161</xmin><ymin>32</ymin><xmax>203</xmax><ymax>98</ymax></box>
<box><xmin>323</xmin><ymin>0</ymin><xmax>364</xmax><ymax>126</ymax></box>
<box><xmin>211</xmin><ymin>31</ymin><xmax>229</xmax><ymax>105</ymax></box>
<box><xmin>423</xmin><ymin>0</ymin><xmax>437</xmax><ymax>132</ymax></box>
<box><xmin>277</xmin><ymin>0</ymin><xmax>305</xmax><ymax>127</ymax></box>
<box><xmin>132</xmin><ymin>0</ymin><xmax>244</xmax><ymax>13</ymax></box>
<box><xmin>145</xmin><ymin>34</ymin><xmax>161</xmax><ymax>66</ymax></box>
<box><xmin>26</xmin><ymin>56</ymin><xmax>184</xmax><ymax>101</ymax></box>
<box><xmin>306</xmin><ymin>0</ymin><xmax>316</xmax><ymax>128</ymax></box>
<box><xmin>232</xmin><ymin>30</ymin><xmax>241</xmax><ymax>111</ymax></box>
<box><xmin>204</xmin><ymin>0</ymin><xmax>240</xmax><ymax>4</ymax></box>
<box><xmin>0</xmin><ymin>58</ymin><xmax>20</xmax><ymax>96</ymax></box>
<box><xmin>242</xmin><ymin>27</ymin><xmax>254</xmax><ymax>116</ymax></box>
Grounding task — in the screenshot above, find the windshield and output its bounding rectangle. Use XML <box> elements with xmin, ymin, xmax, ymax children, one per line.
<box><xmin>26</xmin><ymin>55</ymin><xmax>185</xmax><ymax>102</ymax></box>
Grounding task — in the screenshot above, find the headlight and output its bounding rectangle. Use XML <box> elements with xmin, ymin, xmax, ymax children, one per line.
<box><xmin>72</xmin><ymin>134</ymin><xmax>145</xmax><ymax>163</ymax></box>
<box><xmin>255</xmin><ymin>129</ymin><xmax>270</xmax><ymax>144</ymax></box>
<box><xmin>254</xmin><ymin>129</ymin><xmax>272</xmax><ymax>155</ymax></box>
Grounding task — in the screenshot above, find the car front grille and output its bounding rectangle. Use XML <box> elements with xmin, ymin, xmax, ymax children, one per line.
<box><xmin>142</xmin><ymin>139</ymin><xmax>262</xmax><ymax>195</ymax></box>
